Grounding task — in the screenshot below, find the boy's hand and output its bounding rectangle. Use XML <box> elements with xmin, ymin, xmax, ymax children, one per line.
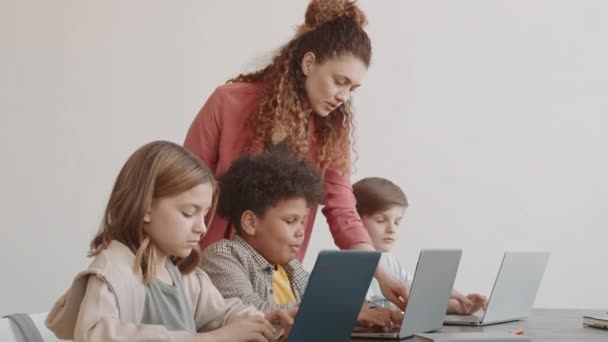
<box><xmin>466</xmin><ymin>293</ymin><xmax>488</xmax><ymax>311</ymax></box>
<box><xmin>449</xmin><ymin>293</ymin><xmax>487</xmax><ymax>315</ymax></box>
<box><xmin>265</xmin><ymin>307</ymin><xmax>298</xmax><ymax>341</ymax></box>
<box><xmin>388</xmin><ymin>308</ymin><xmax>404</xmax><ymax>327</ymax></box>
<box><xmin>451</xmin><ymin>292</ymin><xmax>473</xmax><ymax>312</ymax></box>
<box><xmin>357</xmin><ymin>305</ymin><xmax>398</xmax><ymax>331</ymax></box>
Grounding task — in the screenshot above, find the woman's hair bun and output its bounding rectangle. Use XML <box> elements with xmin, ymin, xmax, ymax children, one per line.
<box><xmin>296</xmin><ymin>0</ymin><xmax>367</xmax><ymax>36</ymax></box>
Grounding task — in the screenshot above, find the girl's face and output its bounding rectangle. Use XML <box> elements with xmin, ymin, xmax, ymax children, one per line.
<box><xmin>361</xmin><ymin>206</ymin><xmax>406</xmax><ymax>253</ymax></box>
<box><xmin>143</xmin><ymin>183</ymin><xmax>214</xmax><ymax>259</ymax></box>
<box><xmin>302</xmin><ymin>53</ymin><xmax>367</xmax><ymax>117</ymax></box>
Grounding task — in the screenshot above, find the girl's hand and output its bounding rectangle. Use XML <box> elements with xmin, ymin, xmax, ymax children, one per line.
<box><xmin>198</xmin><ymin>315</ymin><xmax>275</xmax><ymax>342</ymax></box>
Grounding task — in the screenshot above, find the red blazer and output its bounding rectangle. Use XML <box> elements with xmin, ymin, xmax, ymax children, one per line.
<box><xmin>184</xmin><ymin>82</ymin><xmax>371</xmax><ymax>261</ymax></box>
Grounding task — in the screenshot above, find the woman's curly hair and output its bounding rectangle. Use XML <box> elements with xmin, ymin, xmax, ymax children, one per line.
<box><xmin>229</xmin><ymin>0</ymin><xmax>371</xmax><ymax>173</ymax></box>
<box><xmin>217</xmin><ymin>151</ymin><xmax>324</xmax><ymax>234</ymax></box>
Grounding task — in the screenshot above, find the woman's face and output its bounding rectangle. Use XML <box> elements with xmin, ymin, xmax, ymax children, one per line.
<box><xmin>302</xmin><ymin>53</ymin><xmax>368</xmax><ymax>117</ymax></box>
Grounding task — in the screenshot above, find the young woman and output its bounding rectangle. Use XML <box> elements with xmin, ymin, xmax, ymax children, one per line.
<box><xmin>185</xmin><ymin>0</ymin><xmax>408</xmax><ymax>310</ymax></box>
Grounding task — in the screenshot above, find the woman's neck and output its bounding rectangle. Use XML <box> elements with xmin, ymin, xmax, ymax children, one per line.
<box><xmin>271</xmin><ymin>126</ymin><xmax>287</xmax><ymax>144</ymax></box>
<box><xmin>270</xmin><ymin>113</ymin><xmax>313</xmax><ymax>144</ymax></box>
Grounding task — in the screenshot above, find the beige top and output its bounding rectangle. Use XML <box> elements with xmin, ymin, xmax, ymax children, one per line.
<box><xmin>46</xmin><ymin>240</ymin><xmax>261</xmax><ymax>342</ymax></box>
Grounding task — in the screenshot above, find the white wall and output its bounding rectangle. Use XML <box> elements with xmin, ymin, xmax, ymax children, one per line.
<box><xmin>1</xmin><ymin>0</ymin><xmax>606</xmax><ymax>315</ymax></box>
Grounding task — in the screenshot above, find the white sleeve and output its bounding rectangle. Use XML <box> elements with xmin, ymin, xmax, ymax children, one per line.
<box><xmin>73</xmin><ymin>276</ymin><xmax>194</xmax><ymax>342</ymax></box>
<box><xmin>387</xmin><ymin>254</ymin><xmax>410</xmax><ymax>285</ymax></box>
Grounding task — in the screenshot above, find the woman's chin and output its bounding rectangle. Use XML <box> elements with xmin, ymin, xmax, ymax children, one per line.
<box><xmin>313</xmin><ymin>108</ymin><xmax>331</xmax><ymax>117</ymax></box>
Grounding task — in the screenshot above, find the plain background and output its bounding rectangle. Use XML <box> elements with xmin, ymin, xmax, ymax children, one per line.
<box><xmin>1</xmin><ymin>0</ymin><xmax>607</xmax><ymax>315</ymax></box>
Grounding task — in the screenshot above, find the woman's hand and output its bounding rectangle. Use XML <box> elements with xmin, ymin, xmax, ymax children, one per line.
<box><xmin>349</xmin><ymin>243</ymin><xmax>409</xmax><ymax>311</ymax></box>
<box><xmin>376</xmin><ymin>269</ymin><xmax>409</xmax><ymax>311</ymax></box>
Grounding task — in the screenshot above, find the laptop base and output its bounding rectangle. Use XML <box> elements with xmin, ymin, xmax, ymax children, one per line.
<box><xmin>352</xmin><ymin>325</ymin><xmax>402</xmax><ymax>340</ymax></box>
<box><xmin>444</xmin><ymin>314</ymin><xmax>524</xmax><ymax>326</ymax></box>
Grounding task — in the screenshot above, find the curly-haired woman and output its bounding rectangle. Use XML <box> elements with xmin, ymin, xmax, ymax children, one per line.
<box><xmin>184</xmin><ymin>0</ymin><xmax>409</xmax><ymax>309</ymax></box>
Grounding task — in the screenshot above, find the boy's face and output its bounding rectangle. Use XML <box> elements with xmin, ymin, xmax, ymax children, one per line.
<box><xmin>361</xmin><ymin>205</ymin><xmax>406</xmax><ymax>253</ymax></box>
<box><xmin>248</xmin><ymin>197</ymin><xmax>308</xmax><ymax>265</ymax></box>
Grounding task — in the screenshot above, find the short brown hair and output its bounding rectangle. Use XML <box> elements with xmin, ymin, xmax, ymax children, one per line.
<box><xmin>352</xmin><ymin>177</ymin><xmax>408</xmax><ymax>216</ymax></box>
<box><xmin>90</xmin><ymin>141</ymin><xmax>217</xmax><ymax>283</ymax></box>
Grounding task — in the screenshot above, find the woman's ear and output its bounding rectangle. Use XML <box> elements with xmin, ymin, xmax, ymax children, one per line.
<box><xmin>241</xmin><ymin>210</ymin><xmax>258</xmax><ymax>236</ymax></box>
<box><xmin>301</xmin><ymin>52</ymin><xmax>316</xmax><ymax>76</ymax></box>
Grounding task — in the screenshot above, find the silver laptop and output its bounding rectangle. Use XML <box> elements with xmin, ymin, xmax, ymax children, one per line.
<box><xmin>352</xmin><ymin>249</ymin><xmax>462</xmax><ymax>340</ymax></box>
<box><xmin>444</xmin><ymin>251</ymin><xmax>550</xmax><ymax>326</ymax></box>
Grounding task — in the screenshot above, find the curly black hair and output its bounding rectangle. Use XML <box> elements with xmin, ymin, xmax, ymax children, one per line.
<box><xmin>217</xmin><ymin>151</ymin><xmax>325</xmax><ymax>234</ymax></box>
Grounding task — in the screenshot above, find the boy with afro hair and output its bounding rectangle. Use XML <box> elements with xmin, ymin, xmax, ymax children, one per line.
<box><xmin>201</xmin><ymin>152</ymin><xmax>398</xmax><ymax>329</ymax></box>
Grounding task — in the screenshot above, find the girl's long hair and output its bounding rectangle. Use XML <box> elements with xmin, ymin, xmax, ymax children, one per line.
<box><xmin>90</xmin><ymin>141</ymin><xmax>217</xmax><ymax>283</ymax></box>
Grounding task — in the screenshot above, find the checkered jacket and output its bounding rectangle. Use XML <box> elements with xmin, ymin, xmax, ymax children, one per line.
<box><xmin>201</xmin><ymin>235</ymin><xmax>310</xmax><ymax>313</ymax></box>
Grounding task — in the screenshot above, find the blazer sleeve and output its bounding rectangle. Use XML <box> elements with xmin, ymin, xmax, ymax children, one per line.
<box><xmin>321</xmin><ymin>166</ymin><xmax>372</xmax><ymax>249</ymax></box>
<box><xmin>184</xmin><ymin>88</ymin><xmax>223</xmax><ymax>173</ymax></box>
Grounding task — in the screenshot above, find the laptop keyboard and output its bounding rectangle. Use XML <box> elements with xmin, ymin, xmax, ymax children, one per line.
<box><xmin>444</xmin><ymin>314</ymin><xmax>481</xmax><ymax>323</ymax></box>
<box><xmin>353</xmin><ymin>323</ymin><xmax>400</xmax><ymax>333</ymax></box>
